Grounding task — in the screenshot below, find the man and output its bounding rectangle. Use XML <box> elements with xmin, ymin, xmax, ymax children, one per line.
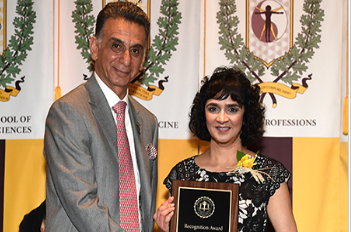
<box><xmin>44</xmin><ymin>2</ymin><xmax>158</xmax><ymax>231</ymax></box>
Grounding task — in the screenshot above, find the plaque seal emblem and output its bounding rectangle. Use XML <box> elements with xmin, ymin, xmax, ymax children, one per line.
<box><xmin>194</xmin><ymin>196</ymin><xmax>215</xmax><ymax>218</ymax></box>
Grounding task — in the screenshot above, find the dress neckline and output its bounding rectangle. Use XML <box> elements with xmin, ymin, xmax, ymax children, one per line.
<box><xmin>192</xmin><ymin>156</ymin><xmax>236</xmax><ymax>175</ymax></box>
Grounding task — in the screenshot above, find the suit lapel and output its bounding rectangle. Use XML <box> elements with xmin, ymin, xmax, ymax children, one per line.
<box><xmin>128</xmin><ymin>96</ymin><xmax>152</xmax><ymax>228</ymax></box>
<box><xmin>86</xmin><ymin>75</ymin><xmax>118</xmax><ymax>155</ymax></box>
<box><xmin>84</xmin><ymin>78</ymin><xmax>152</xmax><ymax>228</ymax></box>
<box><xmin>128</xmin><ymin>96</ymin><xmax>149</xmax><ymax>173</ymax></box>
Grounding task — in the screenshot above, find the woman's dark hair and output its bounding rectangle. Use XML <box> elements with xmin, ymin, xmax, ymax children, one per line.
<box><xmin>189</xmin><ymin>66</ymin><xmax>265</xmax><ymax>147</ymax></box>
<box><xmin>95</xmin><ymin>2</ymin><xmax>150</xmax><ymax>44</ymax></box>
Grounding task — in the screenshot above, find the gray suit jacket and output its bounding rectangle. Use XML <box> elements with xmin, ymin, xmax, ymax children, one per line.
<box><xmin>44</xmin><ymin>75</ymin><xmax>158</xmax><ymax>232</ymax></box>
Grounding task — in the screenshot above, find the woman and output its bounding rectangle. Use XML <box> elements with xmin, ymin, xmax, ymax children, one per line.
<box><xmin>154</xmin><ymin>66</ymin><xmax>297</xmax><ymax>232</ymax></box>
<box><xmin>19</xmin><ymin>200</ymin><xmax>46</xmax><ymax>232</ymax></box>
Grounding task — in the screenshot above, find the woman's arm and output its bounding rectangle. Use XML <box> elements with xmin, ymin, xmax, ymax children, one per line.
<box><xmin>267</xmin><ymin>182</ymin><xmax>298</xmax><ymax>232</ymax></box>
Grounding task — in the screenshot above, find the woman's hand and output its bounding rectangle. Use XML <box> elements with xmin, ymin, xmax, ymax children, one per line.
<box><xmin>154</xmin><ymin>196</ymin><xmax>175</xmax><ymax>232</ymax></box>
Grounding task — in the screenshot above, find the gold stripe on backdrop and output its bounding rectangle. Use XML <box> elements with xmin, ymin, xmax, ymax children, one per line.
<box><xmin>1</xmin><ymin>0</ymin><xmax>6</xmax><ymax>51</ymax></box>
<box><xmin>339</xmin><ymin>141</ymin><xmax>348</xmax><ymax>232</ymax></box>
<box><xmin>343</xmin><ymin>0</ymin><xmax>348</xmax><ymax>135</ymax></box>
<box><xmin>203</xmin><ymin>0</ymin><xmax>206</xmax><ymax>77</ymax></box>
<box><xmin>54</xmin><ymin>0</ymin><xmax>62</xmax><ymax>100</ymax></box>
<box><xmin>155</xmin><ymin>139</ymin><xmax>200</xmax><ymax>231</ymax></box>
<box><xmin>3</xmin><ymin>140</ymin><xmax>46</xmax><ymax>232</ymax></box>
<box><xmin>293</xmin><ymin>137</ymin><xmax>341</xmax><ymax>232</ymax></box>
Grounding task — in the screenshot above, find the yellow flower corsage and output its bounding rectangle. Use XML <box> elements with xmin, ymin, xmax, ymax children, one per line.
<box><xmin>227</xmin><ymin>150</ymin><xmax>274</xmax><ymax>184</ymax></box>
<box><xmin>237</xmin><ymin>154</ymin><xmax>256</xmax><ymax>169</ymax></box>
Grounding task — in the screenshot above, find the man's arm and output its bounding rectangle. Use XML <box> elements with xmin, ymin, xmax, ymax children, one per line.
<box><xmin>44</xmin><ymin>100</ymin><xmax>123</xmax><ymax>232</ymax></box>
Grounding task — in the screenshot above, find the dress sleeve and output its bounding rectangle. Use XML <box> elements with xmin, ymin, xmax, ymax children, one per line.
<box><xmin>265</xmin><ymin>158</ymin><xmax>291</xmax><ymax>196</ymax></box>
<box><xmin>255</xmin><ymin>154</ymin><xmax>291</xmax><ymax>196</ymax></box>
<box><xmin>163</xmin><ymin>166</ymin><xmax>178</xmax><ymax>193</ymax></box>
<box><xmin>163</xmin><ymin>157</ymin><xmax>195</xmax><ymax>194</ymax></box>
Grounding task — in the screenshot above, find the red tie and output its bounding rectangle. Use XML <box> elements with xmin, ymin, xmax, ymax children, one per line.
<box><xmin>113</xmin><ymin>101</ymin><xmax>140</xmax><ymax>232</ymax></box>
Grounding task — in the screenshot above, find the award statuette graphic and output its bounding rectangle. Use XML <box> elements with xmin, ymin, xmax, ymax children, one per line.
<box><xmin>171</xmin><ymin>180</ymin><xmax>239</xmax><ymax>232</ymax></box>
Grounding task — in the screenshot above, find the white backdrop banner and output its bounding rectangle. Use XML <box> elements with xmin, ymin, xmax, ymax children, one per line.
<box><xmin>56</xmin><ymin>0</ymin><xmax>201</xmax><ymax>140</ymax></box>
<box><xmin>201</xmin><ymin>0</ymin><xmax>343</xmax><ymax>138</ymax></box>
<box><xmin>0</xmin><ymin>0</ymin><xmax>344</xmax><ymax>140</ymax></box>
<box><xmin>0</xmin><ymin>0</ymin><xmax>54</xmax><ymax>139</ymax></box>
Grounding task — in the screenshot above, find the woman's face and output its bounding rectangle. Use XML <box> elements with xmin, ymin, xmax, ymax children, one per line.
<box><xmin>205</xmin><ymin>96</ymin><xmax>244</xmax><ymax>146</ymax></box>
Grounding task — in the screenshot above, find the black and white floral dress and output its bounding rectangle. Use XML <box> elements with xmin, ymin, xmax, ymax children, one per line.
<box><xmin>164</xmin><ymin>154</ymin><xmax>291</xmax><ymax>232</ymax></box>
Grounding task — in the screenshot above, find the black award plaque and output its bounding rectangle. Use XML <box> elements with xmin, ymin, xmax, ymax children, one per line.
<box><xmin>171</xmin><ymin>180</ymin><xmax>239</xmax><ymax>232</ymax></box>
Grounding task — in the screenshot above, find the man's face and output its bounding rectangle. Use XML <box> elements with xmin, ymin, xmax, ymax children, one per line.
<box><xmin>90</xmin><ymin>18</ymin><xmax>146</xmax><ymax>98</ymax></box>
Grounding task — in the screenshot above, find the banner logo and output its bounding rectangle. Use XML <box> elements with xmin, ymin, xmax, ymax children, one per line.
<box><xmin>0</xmin><ymin>0</ymin><xmax>36</xmax><ymax>102</ymax></box>
<box><xmin>217</xmin><ymin>0</ymin><xmax>323</xmax><ymax>108</ymax></box>
<box><xmin>73</xmin><ymin>0</ymin><xmax>182</xmax><ymax>100</ymax></box>
<box><xmin>250</xmin><ymin>0</ymin><xmax>289</xmax><ymax>67</ymax></box>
